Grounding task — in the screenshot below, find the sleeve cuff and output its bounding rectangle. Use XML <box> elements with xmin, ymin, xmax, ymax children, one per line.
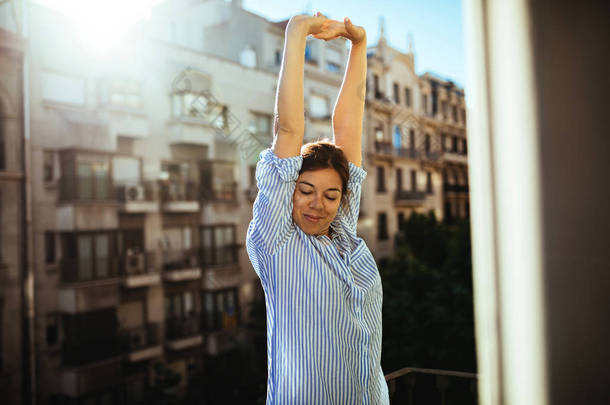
<box><xmin>259</xmin><ymin>148</ymin><xmax>303</xmax><ymax>182</ymax></box>
<box><xmin>348</xmin><ymin>162</ymin><xmax>367</xmax><ymax>188</ymax></box>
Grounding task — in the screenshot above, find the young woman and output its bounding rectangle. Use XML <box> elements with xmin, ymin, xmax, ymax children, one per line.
<box><xmin>246</xmin><ymin>12</ymin><xmax>389</xmax><ymax>404</ymax></box>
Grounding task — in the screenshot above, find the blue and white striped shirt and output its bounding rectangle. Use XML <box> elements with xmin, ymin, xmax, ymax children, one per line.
<box><xmin>246</xmin><ymin>148</ymin><xmax>389</xmax><ymax>404</ymax></box>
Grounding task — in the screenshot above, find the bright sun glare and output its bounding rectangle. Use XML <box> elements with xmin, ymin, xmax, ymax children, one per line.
<box><xmin>37</xmin><ymin>0</ymin><xmax>157</xmax><ymax>56</ymax></box>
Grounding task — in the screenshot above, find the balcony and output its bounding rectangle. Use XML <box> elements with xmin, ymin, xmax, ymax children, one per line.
<box><xmin>159</xmin><ymin>181</ymin><xmax>200</xmax><ymax>212</ymax></box>
<box><xmin>165</xmin><ymin>316</ymin><xmax>203</xmax><ymax>350</ymax></box>
<box><xmin>162</xmin><ymin>249</ymin><xmax>202</xmax><ymax>282</ymax></box>
<box><xmin>201</xmin><ymin>264</ymin><xmax>240</xmax><ymax>290</ymax></box>
<box><xmin>200</xmin><ymin>182</ymin><xmax>237</xmax><ymax>203</ymax></box>
<box><xmin>204</xmin><ymin>328</ymin><xmax>241</xmax><ymax>356</ymax></box>
<box><xmin>385</xmin><ymin>367</ymin><xmax>477</xmax><ymax>404</ymax></box>
<box><xmin>443</xmin><ymin>184</ymin><xmax>470</xmax><ymax>193</ymax></box>
<box><xmin>394</xmin><ymin>190</ymin><xmax>429</xmax><ymax>207</ymax></box>
<box><xmin>59</xmin><ymin>258</ymin><xmax>120</xmax><ymax>313</ymax></box>
<box><xmin>374</xmin><ymin>140</ymin><xmax>393</xmax><ymax>155</ymax></box>
<box><xmin>115</xmin><ymin>181</ymin><xmax>158</xmax><ymax>213</ymax></box>
<box><xmin>59</xmin><ymin>176</ymin><xmax>115</xmax><ymax>203</ymax></box>
<box><xmin>441</xmin><ymin>151</ymin><xmax>468</xmax><ymax>165</ymax></box>
<box><xmin>60</xmin><ymin>356</ymin><xmax>122</xmax><ymax>397</ymax></box>
<box><xmin>108</xmin><ymin>109</ymin><xmax>149</xmax><ymax>139</ymax></box>
<box><xmin>421</xmin><ymin>150</ymin><xmax>443</xmax><ymax>162</ymax></box>
<box><xmin>167</xmin><ymin>118</ymin><xmax>218</xmax><ymax>146</ymax></box>
<box><xmin>395</xmin><ymin>147</ymin><xmax>420</xmax><ymax>159</ymax></box>
<box><xmin>120</xmin><ymin>323</ymin><xmax>163</xmax><ymax>362</ymax></box>
<box><xmin>120</xmin><ymin>251</ymin><xmax>161</xmax><ymax>288</ymax></box>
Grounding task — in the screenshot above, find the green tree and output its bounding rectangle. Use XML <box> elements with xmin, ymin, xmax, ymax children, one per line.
<box><xmin>381</xmin><ymin>212</ymin><xmax>476</xmax><ymax>373</ymax></box>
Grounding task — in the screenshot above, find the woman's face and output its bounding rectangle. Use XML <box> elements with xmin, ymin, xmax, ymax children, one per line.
<box><xmin>292</xmin><ymin>168</ymin><xmax>343</xmax><ymax>237</ymax></box>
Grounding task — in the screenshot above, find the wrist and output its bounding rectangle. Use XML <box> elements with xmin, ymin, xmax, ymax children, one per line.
<box><xmin>287</xmin><ymin>15</ymin><xmax>311</xmax><ymax>36</ymax></box>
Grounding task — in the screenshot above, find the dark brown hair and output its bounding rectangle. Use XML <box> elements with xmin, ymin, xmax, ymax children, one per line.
<box><xmin>300</xmin><ymin>141</ymin><xmax>350</xmax><ymax>204</ymax></box>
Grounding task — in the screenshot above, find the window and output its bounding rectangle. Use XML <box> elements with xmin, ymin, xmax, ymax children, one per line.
<box><xmin>164</xmin><ymin>291</ymin><xmax>199</xmax><ymax>339</ymax></box>
<box><xmin>441</xmin><ymin>133</ymin><xmax>447</xmax><ymax>152</ymax></box>
<box><xmin>305</xmin><ymin>40</ymin><xmax>318</xmax><ymax>63</ymax></box>
<box><xmin>374</xmin><ymin>74</ymin><xmax>381</xmax><ymax>99</ymax></box>
<box><xmin>104</xmin><ymin>79</ymin><xmax>141</xmax><ymax>109</ymax></box>
<box><xmin>426</xmin><ymin>172</ymin><xmax>432</xmax><ymax>193</ymax></box>
<box><xmin>393</xmin><ymin>82</ymin><xmax>400</xmax><ymax>104</ymax></box>
<box><xmin>409</xmin><ymin>129</ymin><xmax>415</xmax><ymax>149</ymax></box>
<box><xmin>43</xmin><ymin>150</ymin><xmax>54</xmax><ymax>182</ymax></box>
<box><xmin>442</xmin><ymin>100</ymin><xmax>449</xmax><ymax>119</ymax></box>
<box><xmin>275</xmin><ymin>49</ymin><xmax>281</xmax><ymax>65</ymax></box>
<box><xmin>461</xmin><ymin>108</ymin><xmax>466</xmax><ymax>124</ymax></box>
<box><xmin>75</xmin><ymin>159</ymin><xmax>110</xmax><ymax>200</ymax></box>
<box><xmin>239</xmin><ymin>45</ymin><xmax>257</xmax><ymax>68</ymax></box>
<box><xmin>396</xmin><ymin>168</ymin><xmax>403</xmax><ymax>191</ymax></box>
<box><xmin>326</xmin><ymin>48</ymin><xmax>342</xmax><ymax>72</ymax></box>
<box><xmin>452</xmin><ymin>105</ymin><xmax>458</xmax><ymax>122</ymax></box>
<box><xmin>171</xmin><ymin>91</ymin><xmax>226</xmax><ymax>126</ymax></box>
<box><xmin>452</xmin><ymin>136</ymin><xmax>458</xmax><ymax>153</ymax></box>
<box><xmin>422</xmin><ymin>94</ymin><xmax>428</xmax><ymax>114</ymax></box>
<box><xmin>377</xmin><ymin>213</ymin><xmax>388</xmax><ymax>241</ymax></box>
<box><xmin>202</xmin><ymin>288</ymin><xmax>238</xmax><ymax>332</ymax></box>
<box><xmin>200</xmin><ymin>161</ymin><xmax>236</xmax><ymax>202</ymax></box>
<box><xmin>45</xmin><ymin>232</ymin><xmax>56</xmax><ymax>264</ymax></box>
<box><xmin>46</xmin><ymin>313</ymin><xmax>59</xmax><ymax>346</ymax></box>
<box><xmin>309</xmin><ymin>94</ymin><xmax>330</xmax><ymax>119</ymax></box>
<box><xmin>200</xmin><ymin>225</ymin><xmax>237</xmax><ymax>266</ymax></box>
<box><xmin>375</xmin><ymin>125</ymin><xmax>385</xmax><ymax>142</ymax></box>
<box><xmin>0</xmin><ymin>129</ymin><xmax>4</xmax><ymax>171</ymax></box>
<box><xmin>405</xmin><ymin>87</ymin><xmax>412</xmax><ymax>107</ymax></box>
<box><xmin>410</xmin><ymin>170</ymin><xmax>417</xmax><ymax>191</ymax></box>
<box><xmin>248</xmin><ymin>112</ymin><xmax>272</xmax><ymax>138</ymax></box>
<box><xmin>398</xmin><ymin>212</ymin><xmax>406</xmax><ymax>231</ymax></box>
<box><xmin>425</xmin><ymin>134</ymin><xmax>431</xmax><ymax>155</ymax></box>
<box><xmin>463</xmin><ymin>139</ymin><xmax>468</xmax><ymax>155</ymax></box>
<box><xmin>61</xmin><ymin>232</ymin><xmax>116</xmax><ymax>282</ymax></box>
<box><xmin>41</xmin><ymin>71</ymin><xmax>85</xmax><ymax>105</ymax></box>
<box><xmin>376</xmin><ymin>166</ymin><xmax>386</xmax><ymax>192</ymax></box>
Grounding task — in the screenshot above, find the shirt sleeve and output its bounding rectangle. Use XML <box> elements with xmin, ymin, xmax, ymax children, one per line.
<box><xmin>247</xmin><ymin>148</ymin><xmax>303</xmax><ymax>259</ymax></box>
<box><xmin>336</xmin><ymin>162</ymin><xmax>367</xmax><ymax>236</ymax></box>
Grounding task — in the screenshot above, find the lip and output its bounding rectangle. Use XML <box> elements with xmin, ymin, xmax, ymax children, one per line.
<box><xmin>304</xmin><ymin>214</ymin><xmax>323</xmax><ymax>223</ymax></box>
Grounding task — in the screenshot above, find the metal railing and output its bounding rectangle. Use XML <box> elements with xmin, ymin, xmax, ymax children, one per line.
<box><xmin>115</xmin><ymin>181</ymin><xmax>158</xmax><ymax>202</ymax></box>
<box><xmin>162</xmin><ymin>248</ymin><xmax>199</xmax><ymax>271</ymax></box>
<box><xmin>385</xmin><ymin>367</ymin><xmax>478</xmax><ymax>405</ymax></box>
<box><xmin>119</xmin><ymin>251</ymin><xmax>160</xmax><ymax>277</ymax></box>
<box><xmin>61</xmin><ymin>338</ymin><xmax>122</xmax><ymax>367</ymax></box>
<box><xmin>59</xmin><ymin>176</ymin><xmax>114</xmax><ymax>202</ymax></box>
<box><xmin>200</xmin><ymin>182</ymin><xmax>237</xmax><ymax>203</ymax></box>
<box><xmin>395</xmin><ymin>190</ymin><xmax>429</xmax><ymax>203</ymax></box>
<box><xmin>159</xmin><ymin>181</ymin><xmax>199</xmax><ymax>202</ymax></box>
<box><xmin>60</xmin><ymin>257</ymin><xmax>119</xmax><ymax>283</ymax></box>
<box><xmin>120</xmin><ymin>322</ymin><xmax>161</xmax><ymax>352</ymax></box>
<box><xmin>165</xmin><ymin>316</ymin><xmax>201</xmax><ymax>340</ymax></box>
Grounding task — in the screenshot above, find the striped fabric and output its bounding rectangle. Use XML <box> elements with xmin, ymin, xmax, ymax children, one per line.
<box><xmin>246</xmin><ymin>148</ymin><xmax>389</xmax><ymax>404</ymax></box>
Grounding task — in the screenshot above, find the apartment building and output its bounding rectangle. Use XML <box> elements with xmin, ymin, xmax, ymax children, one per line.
<box><xmin>0</xmin><ymin>25</ymin><xmax>25</xmax><ymax>404</ymax></box>
<box><xmin>20</xmin><ymin>1</ymin><xmax>350</xmax><ymax>404</ymax></box>
<box><xmin>360</xmin><ymin>23</ymin><xmax>469</xmax><ymax>259</ymax></box>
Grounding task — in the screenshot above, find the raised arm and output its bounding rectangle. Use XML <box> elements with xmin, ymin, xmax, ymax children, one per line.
<box><xmin>314</xmin><ymin>17</ymin><xmax>367</xmax><ymax>167</ymax></box>
<box><xmin>272</xmin><ymin>14</ymin><xmax>326</xmax><ymax>158</ymax></box>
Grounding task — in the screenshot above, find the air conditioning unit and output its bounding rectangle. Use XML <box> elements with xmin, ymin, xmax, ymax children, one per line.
<box><xmin>125</xmin><ymin>251</ymin><xmax>145</xmax><ymax>275</ymax></box>
<box><xmin>245</xmin><ymin>186</ymin><xmax>258</xmax><ymax>203</ymax></box>
<box><xmin>124</xmin><ymin>184</ymin><xmax>145</xmax><ymax>201</ymax></box>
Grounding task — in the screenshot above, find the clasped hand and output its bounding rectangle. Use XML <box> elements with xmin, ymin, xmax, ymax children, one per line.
<box><xmin>289</xmin><ymin>12</ymin><xmax>366</xmax><ymax>45</ymax></box>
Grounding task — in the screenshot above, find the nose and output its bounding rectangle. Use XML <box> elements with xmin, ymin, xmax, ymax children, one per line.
<box><xmin>308</xmin><ymin>193</ymin><xmax>324</xmax><ymax>210</ymax></box>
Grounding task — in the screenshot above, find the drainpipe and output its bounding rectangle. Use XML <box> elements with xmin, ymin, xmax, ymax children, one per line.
<box><xmin>19</xmin><ymin>0</ymin><xmax>36</xmax><ymax>404</ymax></box>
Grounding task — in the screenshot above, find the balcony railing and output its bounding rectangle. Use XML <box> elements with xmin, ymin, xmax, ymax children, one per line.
<box><xmin>200</xmin><ymin>182</ymin><xmax>237</xmax><ymax>203</ymax></box>
<box><xmin>61</xmin><ymin>257</ymin><xmax>119</xmax><ymax>283</ymax></box>
<box><xmin>162</xmin><ymin>248</ymin><xmax>199</xmax><ymax>271</ymax></box>
<box><xmin>159</xmin><ymin>181</ymin><xmax>199</xmax><ymax>202</ymax></box>
<box><xmin>375</xmin><ymin>140</ymin><xmax>394</xmax><ymax>155</ymax></box>
<box><xmin>165</xmin><ymin>316</ymin><xmax>201</xmax><ymax>340</ymax></box>
<box><xmin>62</xmin><ymin>337</ymin><xmax>121</xmax><ymax>367</ymax></box>
<box><xmin>119</xmin><ymin>251</ymin><xmax>159</xmax><ymax>277</ymax></box>
<box><xmin>59</xmin><ymin>176</ymin><xmax>114</xmax><ymax>202</ymax></box>
<box><xmin>385</xmin><ymin>367</ymin><xmax>478</xmax><ymax>404</ymax></box>
<box><xmin>443</xmin><ymin>184</ymin><xmax>470</xmax><ymax>193</ymax></box>
<box><xmin>115</xmin><ymin>181</ymin><xmax>157</xmax><ymax>202</ymax></box>
<box><xmin>395</xmin><ymin>190</ymin><xmax>429</xmax><ymax>204</ymax></box>
<box><xmin>120</xmin><ymin>323</ymin><xmax>161</xmax><ymax>352</ymax></box>
<box><xmin>396</xmin><ymin>147</ymin><xmax>420</xmax><ymax>159</ymax></box>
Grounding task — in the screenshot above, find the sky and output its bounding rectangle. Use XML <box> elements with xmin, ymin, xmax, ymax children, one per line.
<box><xmin>32</xmin><ymin>0</ymin><xmax>466</xmax><ymax>88</ymax></box>
<box><xmin>243</xmin><ymin>0</ymin><xmax>466</xmax><ymax>88</ymax></box>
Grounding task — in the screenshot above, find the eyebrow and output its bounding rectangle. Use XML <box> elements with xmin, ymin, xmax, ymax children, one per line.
<box><xmin>298</xmin><ymin>181</ymin><xmax>341</xmax><ymax>193</ymax></box>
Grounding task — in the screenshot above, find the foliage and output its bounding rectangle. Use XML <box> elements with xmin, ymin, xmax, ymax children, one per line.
<box><xmin>381</xmin><ymin>212</ymin><xmax>476</xmax><ymax>374</ymax></box>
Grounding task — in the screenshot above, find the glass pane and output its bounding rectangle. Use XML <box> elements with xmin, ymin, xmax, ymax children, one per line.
<box><xmin>95</xmin><ymin>234</ymin><xmax>109</xmax><ymax>278</ymax></box>
<box><xmin>201</xmin><ymin>228</ymin><xmax>212</xmax><ymax>266</ymax></box>
<box><xmin>77</xmin><ymin>235</ymin><xmax>92</xmax><ymax>281</ymax></box>
<box><xmin>93</xmin><ymin>162</ymin><xmax>109</xmax><ymax>199</ymax></box>
<box><xmin>77</xmin><ymin>163</ymin><xmax>92</xmax><ymax>200</ymax></box>
<box><xmin>172</xmin><ymin>295</ymin><xmax>181</xmax><ymax>318</ymax></box>
<box><xmin>184</xmin><ymin>291</ymin><xmax>193</xmax><ymax>314</ymax></box>
<box><xmin>204</xmin><ymin>293</ymin><xmax>214</xmax><ymax>330</ymax></box>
